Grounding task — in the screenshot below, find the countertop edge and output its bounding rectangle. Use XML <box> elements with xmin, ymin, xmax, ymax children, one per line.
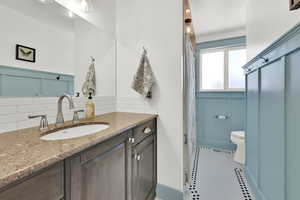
<box><xmin>0</xmin><ymin>113</ymin><xmax>157</xmax><ymax>189</ymax></box>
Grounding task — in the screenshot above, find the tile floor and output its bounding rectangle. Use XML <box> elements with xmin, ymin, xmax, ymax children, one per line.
<box><xmin>187</xmin><ymin>147</ymin><xmax>255</xmax><ymax>200</ymax></box>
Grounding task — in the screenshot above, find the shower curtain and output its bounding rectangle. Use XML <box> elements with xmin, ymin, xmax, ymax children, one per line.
<box><xmin>183</xmin><ymin>37</ymin><xmax>197</xmax><ymax>185</ymax></box>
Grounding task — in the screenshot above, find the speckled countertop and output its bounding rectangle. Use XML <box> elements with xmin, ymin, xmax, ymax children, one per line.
<box><xmin>0</xmin><ymin>112</ymin><xmax>157</xmax><ymax>188</ymax></box>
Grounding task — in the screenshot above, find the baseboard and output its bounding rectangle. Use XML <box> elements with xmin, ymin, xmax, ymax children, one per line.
<box><xmin>156</xmin><ymin>184</ymin><xmax>183</xmax><ymax>200</ymax></box>
<box><xmin>147</xmin><ymin>188</ymin><xmax>156</xmax><ymax>200</ymax></box>
<box><xmin>244</xmin><ymin>167</ymin><xmax>267</xmax><ymax>200</ymax></box>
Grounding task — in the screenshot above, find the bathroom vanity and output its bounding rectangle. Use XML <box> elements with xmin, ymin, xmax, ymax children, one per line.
<box><xmin>0</xmin><ymin>112</ymin><xmax>157</xmax><ymax>200</ymax></box>
<box><xmin>0</xmin><ymin>1</ymin><xmax>158</xmax><ymax>199</ymax></box>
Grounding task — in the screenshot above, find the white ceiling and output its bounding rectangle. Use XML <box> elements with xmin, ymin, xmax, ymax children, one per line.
<box><xmin>190</xmin><ymin>0</ymin><xmax>247</xmax><ymax>37</ymax></box>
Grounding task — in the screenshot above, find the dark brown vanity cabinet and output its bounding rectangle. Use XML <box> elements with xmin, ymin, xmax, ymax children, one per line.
<box><xmin>0</xmin><ymin>162</ymin><xmax>64</xmax><ymax>200</ymax></box>
<box><xmin>65</xmin><ymin>118</ymin><xmax>157</xmax><ymax>200</ymax></box>
<box><xmin>0</xmin><ymin>119</ymin><xmax>157</xmax><ymax>200</ymax></box>
<box><xmin>65</xmin><ymin>132</ymin><xmax>130</xmax><ymax>200</ymax></box>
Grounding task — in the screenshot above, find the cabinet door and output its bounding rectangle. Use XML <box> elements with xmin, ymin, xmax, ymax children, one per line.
<box><xmin>132</xmin><ymin>135</ymin><xmax>156</xmax><ymax>200</ymax></box>
<box><xmin>0</xmin><ymin>162</ymin><xmax>64</xmax><ymax>200</ymax></box>
<box><xmin>246</xmin><ymin>71</ymin><xmax>259</xmax><ymax>183</ymax></box>
<box><xmin>66</xmin><ymin>133</ymin><xmax>128</xmax><ymax>200</ymax></box>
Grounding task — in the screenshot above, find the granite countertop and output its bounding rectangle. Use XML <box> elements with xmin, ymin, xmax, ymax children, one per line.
<box><xmin>0</xmin><ymin>112</ymin><xmax>157</xmax><ymax>188</ymax></box>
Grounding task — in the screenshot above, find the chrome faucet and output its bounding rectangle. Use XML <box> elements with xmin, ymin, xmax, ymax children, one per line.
<box><xmin>56</xmin><ymin>94</ymin><xmax>75</xmax><ymax>127</ymax></box>
<box><xmin>28</xmin><ymin>114</ymin><xmax>49</xmax><ymax>132</ymax></box>
<box><xmin>72</xmin><ymin>109</ymin><xmax>84</xmax><ymax>124</ymax></box>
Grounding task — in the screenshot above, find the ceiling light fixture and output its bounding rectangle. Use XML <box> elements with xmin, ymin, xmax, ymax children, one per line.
<box><xmin>185</xmin><ymin>9</ymin><xmax>191</xmax><ymax>14</ymax></box>
<box><xmin>81</xmin><ymin>0</ymin><xmax>89</xmax><ymax>12</ymax></box>
<box><xmin>186</xmin><ymin>26</ymin><xmax>191</xmax><ymax>34</ymax></box>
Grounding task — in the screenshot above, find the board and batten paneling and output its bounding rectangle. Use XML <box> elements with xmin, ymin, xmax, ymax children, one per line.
<box><xmin>0</xmin><ymin>66</ymin><xmax>74</xmax><ymax>97</ymax></box>
<box><xmin>196</xmin><ymin>92</ymin><xmax>245</xmax><ymax>150</ymax></box>
<box><xmin>259</xmin><ymin>59</ymin><xmax>285</xmax><ymax>200</ymax></box>
<box><xmin>244</xmin><ymin>23</ymin><xmax>300</xmax><ymax>200</ymax></box>
<box><xmin>285</xmin><ymin>50</ymin><xmax>300</xmax><ymax>200</ymax></box>
<box><xmin>246</xmin><ymin>70</ymin><xmax>259</xmax><ymax>184</ymax></box>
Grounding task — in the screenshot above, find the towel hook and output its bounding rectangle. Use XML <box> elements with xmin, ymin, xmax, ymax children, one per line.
<box><xmin>260</xmin><ymin>57</ymin><xmax>269</xmax><ymax>63</ymax></box>
<box><xmin>142</xmin><ymin>46</ymin><xmax>147</xmax><ymax>55</ymax></box>
<box><xmin>91</xmin><ymin>56</ymin><xmax>95</xmax><ymax>63</ymax></box>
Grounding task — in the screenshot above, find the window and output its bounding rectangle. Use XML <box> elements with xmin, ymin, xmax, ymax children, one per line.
<box><xmin>200</xmin><ymin>47</ymin><xmax>247</xmax><ymax>91</ymax></box>
<box><xmin>201</xmin><ymin>51</ymin><xmax>224</xmax><ymax>90</ymax></box>
<box><xmin>228</xmin><ymin>48</ymin><xmax>247</xmax><ymax>89</ymax></box>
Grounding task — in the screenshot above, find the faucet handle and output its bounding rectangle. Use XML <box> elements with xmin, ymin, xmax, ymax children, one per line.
<box><xmin>72</xmin><ymin>109</ymin><xmax>84</xmax><ymax>124</ymax></box>
<box><xmin>28</xmin><ymin>114</ymin><xmax>49</xmax><ymax>132</ymax></box>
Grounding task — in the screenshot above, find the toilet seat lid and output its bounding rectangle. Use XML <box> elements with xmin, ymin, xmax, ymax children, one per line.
<box><xmin>231</xmin><ymin>131</ymin><xmax>245</xmax><ymax>139</ymax></box>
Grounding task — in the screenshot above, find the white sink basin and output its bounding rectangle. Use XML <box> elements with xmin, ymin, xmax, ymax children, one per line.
<box><xmin>41</xmin><ymin>124</ymin><xmax>109</xmax><ymax>141</ymax></box>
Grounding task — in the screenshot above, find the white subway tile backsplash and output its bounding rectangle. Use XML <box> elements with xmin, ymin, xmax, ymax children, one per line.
<box><xmin>0</xmin><ymin>96</ymin><xmax>116</xmax><ymax>134</ymax></box>
<box><xmin>0</xmin><ymin>113</ymin><xmax>18</xmax><ymax>124</ymax></box>
<box><xmin>17</xmin><ymin>104</ymin><xmax>54</xmax><ymax>114</ymax></box>
<box><xmin>32</xmin><ymin>97</ymin><xmax>58</xmax><ymax>104</ymax></box>
<box><xmin>17</xmin><ymin>119</ymin><xmax>40</xmax><ymax>130</ymax></box>
<box><xmin>0</xmin><ymin>95</ymin><xmax>157</xmax><ymax>134</ymax></box>
<box><xmin>0</xmin><ymin>122</ymin><xmax>17</xmax><ymax>134</ymax></box>
<box><xmin>0</xmin><ymin>106</ymin><xmax>17</xmax><ymax>115</ymax></box>
<box><xmin>0</xmin><ymin>98</ymin><xmax>33</xmax><ymax>106</ymax></box>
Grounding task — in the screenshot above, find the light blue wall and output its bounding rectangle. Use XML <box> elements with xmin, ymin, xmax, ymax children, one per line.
<box><xmin>245</xmin><ymin>71</ymin><xmax>259</xmax><ymax>184</ymax></box>
<box><xmin>0</xmin><ymin>65</ymin><xmax>74</xmax><ymax>97</ymax></box>
<box><xmin>259</xmin><ymin>61</ymin><xmax>285</xmax><ymax>200</ymax></box>
<box><xmin>196</xmin><ymin>36</ymin><xmax>246</xmax><ymax>150</ymax></box>
<box><xmin>196</xmin><ymin>92</ymin><xmax>245</xmax><ymax>150</ymax></box>
<box><xmin>244</xmin><ymin>23</ymin><xmax>300</xmax><ymax>200</ymax></box>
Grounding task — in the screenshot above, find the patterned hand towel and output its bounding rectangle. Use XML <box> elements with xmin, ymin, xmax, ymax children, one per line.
<box><xmin>82</xmin><ymin>57</ymin><xmax>96</xmax><ymax>97</ymax></box>
<box><xmin>132</xmin><ymin>50</ymin><xmax>154</xmax><ymax>98</ymax></box>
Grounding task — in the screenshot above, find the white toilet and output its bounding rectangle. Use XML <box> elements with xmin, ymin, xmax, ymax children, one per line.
<box><xmin>231</xmin><ymin>131</ymin><xmax>245</xmax><ymax>164</ymax></box>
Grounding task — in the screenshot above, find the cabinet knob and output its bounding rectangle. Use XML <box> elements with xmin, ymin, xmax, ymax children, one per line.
<box><xmin>129</xmin><ymin>137</ymin><xmax>135</xmax><ymax>143</ymax></box>
<box><xmin>135</xmin><ymin>154</ymin><xmax>141</xmax><ymax>161</ymax></box>
<box><xmin>143</xmin><ymin>127</ymin><xmax>152</xmax><ymax>134</ymax></box>
<box><xmin>260</xmin><ymin>57</ymin><xmax>269</xmax><ymax>63</ymax></box>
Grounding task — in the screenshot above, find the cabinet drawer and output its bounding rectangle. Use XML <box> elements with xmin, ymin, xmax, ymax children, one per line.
<box><xmin>0</xmin><ymin>162</ymin><xmax>64</xmax><ymax>200</ymax></box>
<box><xmin>132</xmin><ymin>119</ymin><xmax>156</xmax><ymax>145</ymax></box>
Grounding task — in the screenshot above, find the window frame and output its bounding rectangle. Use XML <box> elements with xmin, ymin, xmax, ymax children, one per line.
<box><xmin>199</xmin><ymin>45</ymin><xmax>246</xmax><ymax>92</ymax></box>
